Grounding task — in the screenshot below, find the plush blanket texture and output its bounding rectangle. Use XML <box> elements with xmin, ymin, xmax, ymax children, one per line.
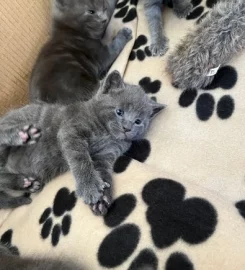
<box><xmin>1</xmin><ymin>0</ymin><xmax>245</xmax><ymax>269</ymax></box>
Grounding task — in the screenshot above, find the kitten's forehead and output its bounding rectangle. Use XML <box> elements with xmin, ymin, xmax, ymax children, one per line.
<box><xmin>74</xmin><ymin>0</ymin><xmax>107</xmax><ymax>9</ymax></box>
<box><xmin>116</xmin><ymin>87</ymin><xmax>152</xmax><ymax>115</ymax></box>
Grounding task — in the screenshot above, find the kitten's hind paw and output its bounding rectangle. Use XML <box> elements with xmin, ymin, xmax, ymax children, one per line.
<box><xmin>149</xmin><ymin>39</ymin><xmax>169</xmax><ymax>56</ymax></box>
<box><xmin>174</xmin><ymin>3</ymin><xmax>193</xmax><ymax>18</ymax></box>
<box><xmin>19</xmin><ymin>125</ymin><xmax>41</xmax><ymax>145</ymax></box>
<box><xmin>23</xmin><ymin>177</ymin><xmax>42</xmax><ymax>193</ymax></box>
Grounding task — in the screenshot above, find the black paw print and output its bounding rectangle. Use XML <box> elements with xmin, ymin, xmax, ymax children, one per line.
<box><xmin>143</xmin><ymin>179</ymin><xmax>217</xmax><ymax>248</ymax></box>
<box><xmin>129</xmin><ymin>35</ymin><xmax>152</xmax><ymax>61</ymax></box>
<box><xmin>186</xmin><ymin>0</ymin><xmax>205</xmax><ymax>21</ymax></box>
<box><xmin>39</xmin><ymin>187</ymin><xmax>77</xmax><ymax>247</ymax></box>
<box><xmin>139</xmin><ymin>77</ymin><xmax>162</xmax><ymax>94</ymax></box>
<box><xmin>178</xmin><ymin>66</ymin><xmax>237</xmax><ymax>121</ymax></box>
<box><xmin>97</xmin><ymin>179</ymin><xmax>217</xmax><ymax>268</ymax></box>
<box><xmin>186</xmin><ymin>0</ymin><xmax>220</xmax><ymax>24</ymax></box>
<box><xmin>0</xmin><ymin>229</ymin><xmax>19</xmax><ymax>255</ymax></box>
<box><xmin>114</xmin><ymin>0</ymin><xmax>138</xmax><ymax>23</ymax></box>
<box><xmin>113</xmin><ymin>139</ymin><xmax>151</xmax><ymax>173</ymax></box>
<box><xmin>235</xmin><ymin>200</ymin><xmax>245</xmax><ymax>220</ymax></box>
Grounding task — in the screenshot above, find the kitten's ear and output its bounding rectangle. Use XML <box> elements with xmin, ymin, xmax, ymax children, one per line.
<box><xmin>102</xmin><ymin>71</ymin><xmax>125</xmax><ymax>94</ymax></box>
<box><xmin>150</xmin><ymin>100</ymin><xmax>166</xmax><ymax>119</ymax></box>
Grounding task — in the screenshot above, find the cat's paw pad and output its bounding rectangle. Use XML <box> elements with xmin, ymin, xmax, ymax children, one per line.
<box><xmin>23</xmin><ymin>177</ymin><xmax>42</xmax><ymax>193</ymax></box>
<box><xmin>120</xmin><ymin>27</ymin><xmax>133</xmax><ymax>41</ymax></box>
<box><xmin>19</xmin><ymin>125</ymin><xmax>41</xmax><ymax>145</ymax></box>
<box><xmin>174</xmin><ymin>3</ymin><xmax>193</xmax><ymax>18</ymax></box>
<box><xmin>149</xmin><ymin>40</ymin><xmax>169</xmax><ymax>56</ymax></box>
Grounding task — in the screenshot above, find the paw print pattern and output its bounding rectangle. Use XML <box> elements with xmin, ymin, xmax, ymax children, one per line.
<box><xmin>139</xmin><ymin>77</ymin><xmax>162</xmax><ymax>94</ymax></box>
<box><xmin>235</xmin><ymin>200</ymin><xmax>245</xmax><ymax>220</ymax></box>
<box><xmin>113</xmin><ymin>139</ymin><xmax>151</xmax><ymax>173</ymax></box>
<box><xmin>166</xmin><ymin>252</ymin><xmax>194</xmax><ymax>270</ymax></box>
<box><xmin>98</xmin><ymin>194</ymin><xmax>139</xmax><ymax>268</ymax></box>
<box><xmin>114</xmin><ymin>0</ymin><xmax>138</xmax><ymax>23</ymax></box>
<box><xmin>178</xmin><ymin>66</ymin><xmax>237</xmax><ymax>121</ymax></box>
<box><xmin>142</xmin><ymin>179</ymin><xmax>218</xmax><ymax>248</ymax></box>
<box><xmin>98</xmin><ymin>179</ymin><xmax>217</xmax><ymax>268</ymax></box>
<box><xmin>129</xmin><ymin>35</ymin><xmax>152</xmax><ymax>61</ymax></box>
<box><xmin>185</xmin><ymin>0</ymin><xmax>218</xmax><ymax>24</ymax></box>
<box><xmin>39</xmin><ymin>187</ymin><xmax>77</xmax><ymax>247</ymax></box>
<box><xmin>128</xmin><ymin>249</ymin><xmax>158</xmax><ymax>270</ymax></box>
<box><xmin>186</xmin><ymin>0</ymin><xmax>204</xmax><ymax>21</ymax></box>
<box><xmin>0</xmin><ymin>229</ymin><xmax>19</xmax><ymax>255</ymax></box>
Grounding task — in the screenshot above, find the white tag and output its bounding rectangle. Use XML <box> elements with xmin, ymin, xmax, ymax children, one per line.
<box><xmin>207</xmin><ymin>65</ymin><xmax>221</xmax><ymax>77</ymax></box>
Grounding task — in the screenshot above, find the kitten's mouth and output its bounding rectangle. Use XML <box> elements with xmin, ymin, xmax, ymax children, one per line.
<box><xmin>124</xmin><ymin>131</ymin><xmax>133</xmax><ymax>140</ymax></box>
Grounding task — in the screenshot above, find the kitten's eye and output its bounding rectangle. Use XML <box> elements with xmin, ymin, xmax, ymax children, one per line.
<box><xmin>135</xmin><ymin>119</ymin><xmax>142</xmax><ymax>125</ymax></box>
<box><xmin>88</xmin><ymin>10</ymin><xmax>95</xmax><ymax>14</ymax></box>
<box><xmin>116</xmin><ymin>109</ymin><xmax>124</xmax><ymax>117</ymax></box>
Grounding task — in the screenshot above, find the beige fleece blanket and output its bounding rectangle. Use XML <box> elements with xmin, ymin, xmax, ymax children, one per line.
<box><xmin>1</xmin><ymin>0</ymin><xmax>245</xmax><ymax>269</ymax></box>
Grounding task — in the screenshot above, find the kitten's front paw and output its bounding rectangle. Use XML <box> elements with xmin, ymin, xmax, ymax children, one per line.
<box><xmin>91</xmin><ymin>190</ymin><xmax>112</xmax><ymax>216</ymax></box>
<box><xmin>23</xmin><ymin>177</ymin><xmax>42</xmax><ymax>193</ymax></box>
<box><xmin>119</xmin><ymin>27</ymin><xmax>133</xmax><ymax>42</ymax></box>
<box><xmin>174</xmin><ymin>3</ymin><xmax>193</xmax><ymax>18</ymax></box>
<box><xmin>18</xmin><ymin>125</ymin><xmax>41</xmax><ymax>145</ymax></box>
<box><xmin>77</xmin><ymin>178</ymin><xmax>110</xmax><ymax>206</ymax></box>
<box><xmin>150</xmin><ymin>38</ymin><xmax>169</xmax><ymax>56</ymax></box>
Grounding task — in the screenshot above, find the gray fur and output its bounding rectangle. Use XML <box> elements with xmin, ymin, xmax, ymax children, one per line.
<box><xmin>0</xmin><ymin>242</ymin><xmax>83</xmax><ymax>270</ymax></box>
<box><xmin>144</xmin><ymin>0</ymin><xmax>192</xmax><ymax>56</ymax></box>
<box><xmin>0</xmin><ymin>71</ymin><xmax>165</xmax><ymax>215</ymax></box>
<box><xmin>29</xmin><ymin>0</ymin><xmax>132</xmax><ymax>104</ymax></box>
<box><xmin>167</xmin><ymin>0</ymin><xmax>245</xmax><ymax>90</ymax></box>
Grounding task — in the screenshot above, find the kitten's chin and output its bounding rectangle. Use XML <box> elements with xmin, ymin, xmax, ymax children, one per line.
<box><xmin>124</xmin><ymin>132</ymin><xmax>141</xmax><ymax>141</ymax></box>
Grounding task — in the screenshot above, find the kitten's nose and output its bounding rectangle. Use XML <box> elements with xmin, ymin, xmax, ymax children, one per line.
<box><xmin>123</xmin><ymin>126</ymin><xmax>131</xmax><ymax>132</ymax></box>
<box><xmin>102</xmin><ymin>19</ymin><xmax>107</xmax><ymax>24</ymax></box>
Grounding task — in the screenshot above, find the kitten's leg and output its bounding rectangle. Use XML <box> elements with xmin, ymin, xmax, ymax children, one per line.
<box><xmin>59</xmin><ymin>130</ymin><xmax>110</xmax><ymax>209</ymax></box>
<box><xmin>0</xmin><ymin>124</ymin><xmax>41</xmax><ymax>147</ymax></box>
<box><xmin>0</xmin><ymin>173</ymin><xmax>42</xmax><ymax>193</ymax></box>
<box><xmin>144</xmin><ymin>0</ymin><xmax>169</xmax><ymax>56</ymax></box>
<box><xmin>0</xmin><ymin>191</ymin><xmax>32</xmax><ymax>209</ymax></box>
<box><xmin>172</xmin><ymin>0</ymin><xmax>193</xmax><ymax>18</ymax></box>
<box><xmin>100</xmin><ymin>27</ymin><xmax>132</xmax><ymax>77</ymax></box>
<box><xmin>90</xmin><ymin>159</ymin><xmax>113</xmax><ymax>216</ymax></box>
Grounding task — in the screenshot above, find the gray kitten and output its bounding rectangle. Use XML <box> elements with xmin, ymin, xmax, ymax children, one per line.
<box><xmin>0</xmin><ymin>242</ymin><xmax>83</xmax><ymax>270</ymax></box>
<box><xmin>144</xmin><ymin>0</ymin><xmax>193</xmax><ymax>56</ymax></box>
<box><xmin>29</xmin><ymin>0</ymin><xmax>132</xmax><ymax>104</ymax></box>
<box><xmin>0</xmin><ymin>71</ymin><xmax>165</xmax><ymax>215</ymax></box>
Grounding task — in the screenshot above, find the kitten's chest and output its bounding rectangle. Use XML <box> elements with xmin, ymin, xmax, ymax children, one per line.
<box><xmin>89</xmin><ymin>136</ymin><xmax>130</xmax><ymax>159</ymax></box>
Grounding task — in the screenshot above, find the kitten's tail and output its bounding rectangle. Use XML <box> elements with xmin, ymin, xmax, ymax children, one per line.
<box><xmin>0</xmin><ymin>242</ymin><xmax>83</xmax><ymax>270</ymax></box>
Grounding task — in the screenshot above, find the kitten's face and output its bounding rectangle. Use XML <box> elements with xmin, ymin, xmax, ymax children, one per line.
<box><xmin>54</xmin><ymin>0</ymin><xmax>110</xmax><ymax>38</ymax></box>
<box><xmin>101</xmin><ymin>71</ymin><xmax>165</xmax><ymax>141</ymax></box>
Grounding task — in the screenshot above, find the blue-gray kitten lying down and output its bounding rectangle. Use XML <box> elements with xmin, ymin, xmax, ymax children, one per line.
<box><xmin>167</xmin><ymin>0</ymin><xmax>245</xmax><ymax>90</ymax></box>
<box><xmin>29</xmin><ymin>0</ymin><xmax>132</xmax><ymax>104</ymax></box>
<box><xmin>0</xmin><ymin>71</ymin><xmax>165</xmax><ymax>215</ymax></box>
<box><xmin>144</xmin><ymin>0</ymin><xmax>193</xmax><ymax>56</ymax></box>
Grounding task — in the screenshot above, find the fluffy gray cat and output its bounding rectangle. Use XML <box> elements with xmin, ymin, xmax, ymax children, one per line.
<box><xmin>0</xmin><ymin>71</ymin><xmax>165</xmax><ymax>215</ymax></box>
<box><xmin>167</xmin><ymin>0</ymin><xmax>245</xmax><ymax>89</ymax></box>
<box><xmin>29</xmin><ymin>0</ymin><xmax>132</xmax><ymax>104</ymax></box>
<box><xmin>0</xmin><ymin>242</ymin><xmax>83</xmax><ymax>270</ymax></box>
<box><xmin>144</xmin><ymin>0</ymin><xmax>193</xmax><ymax>56</ymax></box>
